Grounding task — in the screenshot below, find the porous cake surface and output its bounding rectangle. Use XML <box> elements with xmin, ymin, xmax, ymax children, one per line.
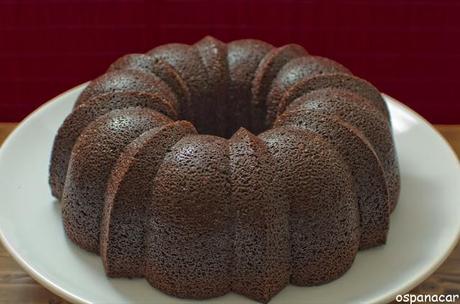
<box><xmin>74</xmin><ymin>69</ymin><xmax>178</xmax><ymax>110</ymax></box>
<box><xmin>50</xmin><ymin>36</ymin><xmax>400</xmax><ymax>302</ymax></box>
<box><xmin>229</xmin><ymin>128</ymin><xmax>290</xmax><ymax>302</ymax></box>
<box><xmin>274</xmin><ymin>111</ymin><xmax>389</xmax><ymax>249</ymax></box>
<box><xmin>226</xmin><ymin>39</ymin><xmax>273</xmax><ymax>137</ymax></box>
<box><xmin>286</xmin><ymin>88</ymin><xmax>400</xmax><ymax>211</ymax></box>
<box><xmin>100</xmin><ymin>120</ymin><xmax>197</xmax><ymax>278</ymax></box>
<box><xmin>108</xmin><ymin>53</ymin><xmax>190</xmax><ymax>111</ymax></box>
<box><xmin>259</xmin><ymin>126</ymin><xmax>360</xmax><ymax>284</ymax></box>
<box><xmin>194</xmin><ymin>36</ymin><xmax>230</xmax><ymax>137</ymax></box>
<box><xmin>147</xmin><ymin>134</ymin><xmax>232</xmax><ymax>299</ymax></box>
<box><xmin>49</xmin><ymin>91</ymin><xmax>177</xmax><ymax>199</ymax></box>
<box><xmin>61</xmin><ymin>107</ymin><xmax>171</xmax><ymax>252</ymax></box>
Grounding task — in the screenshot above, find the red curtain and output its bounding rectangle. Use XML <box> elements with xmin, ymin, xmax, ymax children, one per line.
<box><xmin>1</xmin><ymin>0</ymin><xmax>459</xmax><ymax>123</ymax></box>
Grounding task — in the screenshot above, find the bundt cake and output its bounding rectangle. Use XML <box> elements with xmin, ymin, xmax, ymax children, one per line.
<box><xmin>49</xmin><ymin>36</ymin><xmax>400</xmax><ymax>303</ymax></box>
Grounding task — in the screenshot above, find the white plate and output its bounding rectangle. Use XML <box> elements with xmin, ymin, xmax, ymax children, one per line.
<box><xmin>0</xmin><ymin>84</ymin><xmax>459</xmax><ymax>304</ymax></box>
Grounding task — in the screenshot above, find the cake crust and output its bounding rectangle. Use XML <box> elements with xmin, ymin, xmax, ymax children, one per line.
<box><xmin>50</xmin><ymin>36</ymin><xmax>399</xmax><ymax>303</ymax></box>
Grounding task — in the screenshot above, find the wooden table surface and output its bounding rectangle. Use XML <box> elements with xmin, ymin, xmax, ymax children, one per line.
<box><xmin>0</xmin><ymin>122</ymin><xmax>459</xmax><ymax>304</ymax></box>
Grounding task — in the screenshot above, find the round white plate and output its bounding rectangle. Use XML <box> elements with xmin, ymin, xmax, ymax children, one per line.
<box><xmin>0</xmin><ymin>84</ymin><xmax>459</xmax><ymax>304</ymax></box>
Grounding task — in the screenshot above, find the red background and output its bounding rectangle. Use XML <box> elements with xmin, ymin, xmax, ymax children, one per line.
<box><xmin>1</xmin><ymin>0</ymin><xmax>459</xmax><ymax>123</ymax></box>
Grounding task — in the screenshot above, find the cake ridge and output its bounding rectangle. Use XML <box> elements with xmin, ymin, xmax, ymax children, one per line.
<box><xmin>251</xmin><ymin>44</ymin><xmax>308</xmax><ymax>107</ymax></box>
<box><xmin>259</xmin><ymin>125</ymin><xmax>360</xmax><ymax>285</ymax></box>
<box><xmin>49</xmin><ymin>91</ymin><xmax>177</xmax><ymax>200</ymax></box>
<box><xmin>279</xmin><ymin>73</ymin><xmax>390</xmax><ymax>121</ymax></box>
<box><xmin>108</xmin><ymin>53</ymin><xmax>191</xmax><ymax>113</ymax></box>
<box><xmin>251</xmin><ymin>44</ymin><xmax>309</xmax><ymax>132</ymax></box>
<box><xmin>274</xmin><ymin>110</ymin><xmax>390</xmax><ymax>249</ymax></box>
<box><xmin>100</xmin><ymin>120</ymin><xmax>197</xmax><ymax>278</ymax></box>
<box><xmin>265</xmin><ymin>56</ymin><xmax>353</xmax><ymax>128</ymax></box>
<box><xmin>193</xmin><ymin>36</ymin><xmax>230</xmax><ymax>137</ymax></box>
<box><xmin>61</xmin><ymin>107</ymin><xmax>172</xmax><ymax>252</ymax></box>
<box><xmin>147</xmin><ymin>43</ymin><xmax>210</xmax><ymax>133</ymax></box>
<box><xmin>226</xmin><ymin>39</ymin><xmax>274</xmax><ymax>137</ymax></box>
<box><xmin>74</xmin><ymin>69</ymin><xmax>179</xmax><ymax>111</ymax></box>
<box><xmin>229</xmin><ymin>127</ymin><xmax>290</xmax><ymax>302</ymax></box>
<box><xmin>287</xmin><ymin>88</ymin><xmax>400</xmax><ymax>211</ymax></box>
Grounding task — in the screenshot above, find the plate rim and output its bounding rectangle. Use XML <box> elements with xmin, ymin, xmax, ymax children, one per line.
<box><xmin>0</xmin><ymin>82</ymin><xmax>91</xmax><ymax>304</ymax></box>
<box><xmin>0</xmin><ymin>84</ymin><xmax>459</xmax><ymax>304</ymax></box>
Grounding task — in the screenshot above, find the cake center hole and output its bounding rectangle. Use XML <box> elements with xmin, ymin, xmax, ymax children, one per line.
<box><xmin>180</xmin><ymin>100</ymin><xmax>269</xmax><ymax>139</ymax></box>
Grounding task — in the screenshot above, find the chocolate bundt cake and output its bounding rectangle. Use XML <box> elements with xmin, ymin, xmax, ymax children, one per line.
<box><xmin>50</xmin><ymin>36</ymin><xmax>400</xmax><ymax>303</ymax></box>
